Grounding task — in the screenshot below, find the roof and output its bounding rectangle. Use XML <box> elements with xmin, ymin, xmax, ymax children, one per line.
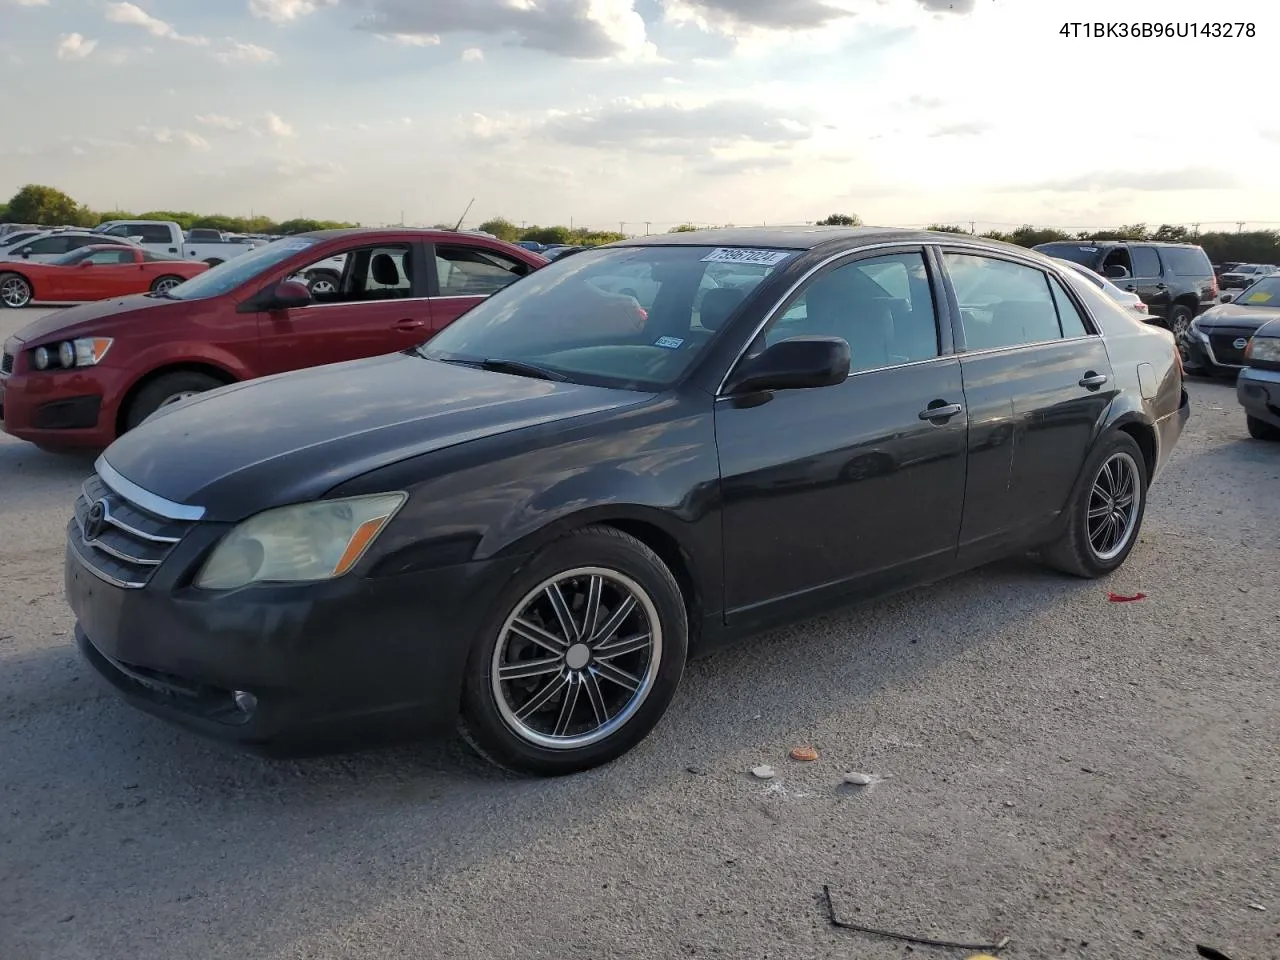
<box><xmin>295</xmin><ymin>227</ymin><xmax>503</xmax><ymax>242</ymax></box>
<box><xmin>616</xmin><ymin>225</ymin><xmax>913</xmax><ymax>250</ymax></box>
<box><xmin>1034</xmin><ymin>238</ymin><xmax>1205</xmax><ymax>249</ymax></box>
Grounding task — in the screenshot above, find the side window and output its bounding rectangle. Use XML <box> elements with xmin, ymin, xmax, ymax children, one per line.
<box><xmin>65</xmin><ymin>236</ymin><xmax>101</xmax><ymax>251</ymax></box>
<box><xmin>944</xmin><ymin>253</ymin><xmax>1062</xmax><ymax>350</ymax></box>
<box><xmin>1130</xmin><ymin>246</ymin><xmax>1161</xmax><ymax>278</ymax></box>
<box><xmin>435</xmin><ymin>245</ymin><xmax>529</xmax><ymax>297</ymax></box>
<box><xmin>101</xmin><ymin>225</ymin><xmax>134</xmax><ymax>237</ymax></box>
<box><xmin>292</xmin><ymin>245</ymin><xmax>413</xmax><ymax>304</ymax></box>
<box><xmin>86</xmin><ymin>249</ymin><xmax>134</xmax><ymax>265</ymax></box>
<box><xmin>1048</xmin><ymin>276</ymin><xmax>1091</xmax><ymax>338</ymax></box>
<box><xmin>26</xmin><ymin>236</ymin><xmax>70</xmax><ymax>254</ymax></box>
<box><xmin>138</xmin><ymin>225</ymin><xmax>174</xmax><ymax>244</ymax></box>
<box><xmin>760</xmin><ymin>251</ymin><xmax>940</xmax><ymax>372</ymax></box>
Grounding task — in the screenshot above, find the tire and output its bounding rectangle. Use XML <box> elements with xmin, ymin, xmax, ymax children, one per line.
<box><xmin>306</xmin><ymin>271</ymin><xmax>340</xmax><ymax>296</ymax></box>
<box><xmin>1043</xmin><ymin>432</ymin><xmax>1149</xmax><ymax>579</ymax></box>
<box><xmin>1247</xmin><ymin>415</ymin><xmax>1280</xmax><ymax>441</ymax></box>
<box><xmin>459</xmin><ymin>526</ymin><xmax>688</xmax><ymax>776</ymax></box>
<box><xmin>124</xmin><ymin>371</ymin><xmax>225</xmax><ymax>431</ymax></box>
<box><xmin>1167</xmin><ymin>303</ymin><xmax>1194</xmax><ymax>355</ymax></box>
<box><xmin>149</xmin><ymin>275</ymin><xmax>185</xmax><ymax>295</ymax></box>
<box><xmin>0</xmin><ymin>272</ymin><xmax>32</xmax><ymax>309</ymax></box>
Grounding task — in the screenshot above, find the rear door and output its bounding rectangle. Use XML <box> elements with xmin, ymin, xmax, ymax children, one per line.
<box><xmin>940</xmin><ymin>248</ymin><xmax>1116</xmax><ymax>560</ymax></box>
<box><xmin>426</xmin><ymin>241</ymin><xmax>536</xmax><ymax>333</ymax></box>
<box><xmin>257</xmin><ymin>240</ymin><xmax>433</xmax><ymax>375</ymax></box>
<box><xmin>1127</xmin><ymin>245</ymin><xmax>1170</xmax><ymax>317</ymax></box>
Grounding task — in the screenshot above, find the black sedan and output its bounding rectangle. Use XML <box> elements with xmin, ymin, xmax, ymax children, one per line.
<box><xmin>1236</xmin><ymin>317</ymin><xmax>1280</xmax><ymax>440</ymax></box>
<box><xmin>1186</xmin><ymin>276</ymin><xmax>1280</xmax><ymax>376</ymax></box>
<box><xmin>65</xmin><ymin>228</ymin><xmax>1190</xmax><ymax>776</ymax></box>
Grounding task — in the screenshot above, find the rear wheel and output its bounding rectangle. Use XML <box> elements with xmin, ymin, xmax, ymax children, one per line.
<box><xmin>1043</xmin><ymin>432</ymin><xmax>1148</xmax><ymax>579</ymax></box>
<box><xmin>124</xmin><ymin>371</ymin><xmax>225</xmax><ymax>431</ymax></box>
<box><xmin>0</xmin><ymin>273</ymin><xmax>32</xmax><ymax>308</ymax></box>
<box><xmin>149</xmin><ymin>275</ymin><xmax>184</xmax><ymax>295</ymax></box>
<box><xmin>460</xmin><ymin>526</ymin><xmax>688</xmax><ymax>776</ymax></box>
<box><xmin>1247</xmin><ymin>415</ymin><xmax>1280</xmax><ymax>441</ymax></box>
<box><xmin>306</xmin><ymin>271</ymin><xmax>340</xmax><ymax>296</ymax></box>
<box><xmin>1167</xmin><ymin>303</ymin><xmax>1194</xmax><ymax>357</ymax></box>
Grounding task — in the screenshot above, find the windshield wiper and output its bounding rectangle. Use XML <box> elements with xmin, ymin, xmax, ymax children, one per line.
<box><xmin>476</xmin><ymin>358</ymin><xmax>572</xmax><ymax>382</ymax></box>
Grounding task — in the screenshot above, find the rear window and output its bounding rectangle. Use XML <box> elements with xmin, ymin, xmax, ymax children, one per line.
<box><xmin>1158</xmin><ymin>246</ymin><xmax>1212</xmax><ymax>276</ymax></box>
<box><xmin>1033</xmin><ymin>243</ymin><xmax>1103</xmax><ymax>268</ymax></box>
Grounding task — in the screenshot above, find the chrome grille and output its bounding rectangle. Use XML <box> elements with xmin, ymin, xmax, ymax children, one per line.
<box><xmin>1208</xmin><ymin>333</ymin><xmax>1248</xmax><ymax>367</ymax></box>
<box><xmin>1</xmin><ymin>351</ymin><xmax>12</xmax><ymax>375</ymax></box>
<box><xmin>70</xmin><ymin>473</ymin><xmax>195</xmax><ymax>589</ymax></box>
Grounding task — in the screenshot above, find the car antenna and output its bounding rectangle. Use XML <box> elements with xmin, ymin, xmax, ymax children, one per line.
<box><xmin>452</xmin><ymin>198</ymin><xmax>475</xmax><ymax>232</ymax></box>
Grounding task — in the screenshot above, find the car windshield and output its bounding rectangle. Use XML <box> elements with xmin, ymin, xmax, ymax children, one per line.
<box><xmin>420</xmin><ymin>244</ymin><xmax>795</xmax><ymax>391</ymax></box>
<box><xmin>1232</xmin><ymin>277</ymin><xmax>1280</xmax><ymax>306</ymax></box>
<box><xmin>164</xmin><ymin>236</ymin><xmax>320</xmax><ymax>300</ymax></box>
<box><xmin>1056</xmin><ymin>259</ymin><xmax>1106</xmax><ymax>290</ymax></box>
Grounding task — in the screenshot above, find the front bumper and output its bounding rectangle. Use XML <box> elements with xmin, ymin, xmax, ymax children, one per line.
<box><xmin>1237</xmin><ymin>366</ymin><xmax>1280</xmax><ymax>429</ymax></box>
<box><xmin>1186</xmin><ymin>327</ymin><xmax>1249</xmax><ymax>374</ymax></box>
<box><xmin>67</xmin><ymin>522</ymin><xmax>525</xmax><ymax>752</ymax></box>
<box><xmin>0</xmin><ymin>366</ymin><xmax>123</xmax><ymax>448</ymax></box>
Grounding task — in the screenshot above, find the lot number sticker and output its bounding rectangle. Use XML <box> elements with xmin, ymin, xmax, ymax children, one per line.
<box><xmin>654</xmin><ymin>336</ymin><xmax>684</xmax><ymax>349</ymax></box>
<box><xmin>1246</xmin><ymin>291</ymin><xmax>1273</xmax><ymax>303</ymax></box>
<box><xmin>700</xmin><ymin>248</ymin><xmax>793</xmax><ymax>266</ymax></box>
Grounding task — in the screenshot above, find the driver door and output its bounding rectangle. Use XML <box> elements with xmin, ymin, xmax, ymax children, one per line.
<box><xmin>715</xmin><ymin>248</ymin><xmax>968</xmax><ymax>626</ymax></box>
<box><xmin>67</xmin><ymin>249</ymin><xmax>141</xmax><ymax>300</ymax></box>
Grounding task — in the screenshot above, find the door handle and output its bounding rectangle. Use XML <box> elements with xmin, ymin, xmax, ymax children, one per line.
<box><xmin>393</xmin><ymin>319</ymin><xmax>426</xmax><ymax>330</ymax></box>
<box><xmin>1079</xmin><ymin>372</ymin><xmax>1109</xmax><ymax>389</ymax></box>
<box><xmin>918</xmin><ymin>401</ymin><xmax>963</xmax><ymax>421</ymax></box>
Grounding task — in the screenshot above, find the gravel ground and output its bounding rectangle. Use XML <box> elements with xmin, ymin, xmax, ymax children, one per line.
<box><xmin>1</xmin><ymin>307</ymin><xmax>1277</xmax><ymax>960</ymax></box>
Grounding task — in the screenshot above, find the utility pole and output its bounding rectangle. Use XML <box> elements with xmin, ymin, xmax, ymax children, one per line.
<box><xmin>1191</xmin><ymin>222</ymin><xmax>1200</xmax><ymax>236</ymax></box>
<box><xmin>969</xmin><ymin>220</ymin><xmax>976</xmax><ymax>234</ymax></box>
<box><xmin>1237</xmin><ymin>221</ymin><xmax>1245</xmax><ymax>233</ymax></box>
<box><xmin>619</xmin><ymin>221</ymin><xmax>625</xmax><ymax>235</ymax></box>
<box><xmin>644</xmin><ymin>221</ymin><xmax>651</xmax><ymax>235</ymax></box>
<box><xmin>570</xmin><ymin>216</ymin><xmax>574</xmax><ymax>231</ymax></box>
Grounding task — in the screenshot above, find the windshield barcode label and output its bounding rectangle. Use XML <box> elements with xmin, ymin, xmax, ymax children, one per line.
<box><xmin>700</xmin><ymin>248</ymin><xmax>793</xmax><ymax>266</ymax></box>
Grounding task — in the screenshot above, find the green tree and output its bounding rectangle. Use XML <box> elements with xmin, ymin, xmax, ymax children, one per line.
<box><xmin>7</xmin><ymin>184</ymin><xmax>85</xmax><ymax>225</ymax></box>
<box><xmin>0</xmin><ymin>201</ymin><xmax>9</xmax><ymax>221</ymax></box>
<box><xmin>478</xmin><ymin>217</ymin><xmax>521</xmax><ymax>242</ymax></box>
<box><xmin>521</xmin><ymin>225</ymin><xmax>572</xmax><ymax>245</ymax></box>
<box><xmin>668</xmin><ymin>223</ymin><xmax>700</xmax><ymax>233</ymax></box>
<box><xmin>1007</xmin><ymin>225</ymin><xmax>1072</xmax><ymax>247</ymax></box>
<box><xmin>816</xmin><ymin>213</ymin><xmax>861</xmax><ymax>226</ymax></box>
<box><xmin>1153</xmin><ymin>224</ymin><xmax>1189</xmax><ymax>242</ymax></box>
<box><xmin>927</xmin><ymin>224</ymin><xmax>970</xmax><ymax>234</ymax></box>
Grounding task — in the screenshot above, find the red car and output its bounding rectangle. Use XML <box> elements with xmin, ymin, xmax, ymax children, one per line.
<box><xmin>0</xmin><ymin>229</ymin><xmax>548</xmax><ymax>449</ymax></box>
<box><xmin>0</xmin><ymin>245</ymin><xmax>208</xmax><ymax>308</ymax></box>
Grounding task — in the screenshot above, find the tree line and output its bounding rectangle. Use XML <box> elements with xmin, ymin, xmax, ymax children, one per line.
<box><xmin>5</xmin><ymin>185</ymin><xmax>1277</xmax><ymax>263</ymax></box>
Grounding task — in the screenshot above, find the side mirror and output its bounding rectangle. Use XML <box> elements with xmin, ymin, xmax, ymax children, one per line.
<box><xmin>265</xmin><ymin>280</ymin><xmax>313</xmax><ymax>311</ymax></box>
<box><xmin>78</xmin><ymin>261</ymin><xmax>94</xmax><ymax>268</ymax></box>
<box><xmin>1103</xmin><ymin>264</ymin><xmax>1130</xmax><ymax>280</ymax></box>
<box><xmin>1220</xmin><ymin>293</ymin><xmax>1235</xmax><ymax>303</ymax></box>
<box><xmin>19</xmin><ymin>248</ymin><xmax>31</xmax><ymax>259</ymax></box>
<box><xmin>724</xmin><ymin>336</ymin><xmax>850</xmax><ymax>394</ymax></box>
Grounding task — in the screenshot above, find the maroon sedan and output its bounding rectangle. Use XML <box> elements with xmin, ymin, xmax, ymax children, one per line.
<box><xmin>0</xmin><ymin>229</ymin><xmax>548</xmax><ymax>449</ymax></box>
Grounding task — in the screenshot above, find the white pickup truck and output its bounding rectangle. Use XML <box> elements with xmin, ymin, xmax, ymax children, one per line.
<box><xmin>91</xmin><ymin>220</ymin><xmax>265</xmax><ymax>266</ymax></box>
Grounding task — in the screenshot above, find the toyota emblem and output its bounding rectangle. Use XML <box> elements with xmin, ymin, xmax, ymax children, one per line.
<box><xmin>1233</xmin><ymin>337</ymin><xmax>1249</xmax><ymax>350</ymax></box>
<box><xmin>83</xmin><ymin>499</ymin><xmax>108</xmax><ymax>540</ymax></box>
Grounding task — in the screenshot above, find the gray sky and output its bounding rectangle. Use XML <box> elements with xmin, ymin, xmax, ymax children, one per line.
<box><xmin>0</xmin><ymin>0</ymin><xmax>1273</xmax><ymax>231</ymax></box>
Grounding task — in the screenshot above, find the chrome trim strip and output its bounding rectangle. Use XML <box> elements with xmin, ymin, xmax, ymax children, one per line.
<box><xmin>67</xmin><ymin>530</ymin><xmax>145</xmax><ymax>589</ymax></box>
<box><xmin>298</xmin><ymin>295</ymin><xmax>432</xmax><ymax>310</ymax></box>
<box><xmin>95</xmin><ymin>456</ymin><xmax>205</xmax><ymax>521</ymax></box>
<box><xmin>79</xmin><ymin>480</ymin><xmax>182</xmax><ymax>543</ymax></box>
<box><xmin>73</xmin><ymin>512</ymin><xmax>160</xmax><ymax>566</ymax></box>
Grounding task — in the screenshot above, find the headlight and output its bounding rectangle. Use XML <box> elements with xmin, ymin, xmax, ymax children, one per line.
<box><xmin>29</xmin><ymin>337</ymin><xmax>113</xmax><ymax>370</ymax></box>
<box><xmin>195</xmin><ymin>493</ymin><xmax>407</xmax><ymax>590</ymax></box>
<box><xmin>1245</xmin><ymin>337</ymin><xmax>1280</xmax><ymax>363</ymax></box>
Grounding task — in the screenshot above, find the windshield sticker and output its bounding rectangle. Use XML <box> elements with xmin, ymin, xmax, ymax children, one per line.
<box><xmin>1079</xmin><ymin>246</ymin><xmax>1099</xmax><ymax>252</ymax></box>
<box><xmin>700</xmin><ymin>248</ymin><xmax>793</xmax><ymax>267</ymax></box>
<box><xmin>278</xmin><ymin>238</ymin><xmax>317</xmax><ymax>250</ymax></box>
<box><xmin>1246</xmin><ymin>291</ymin><xmax>1273</xmax><ymax>303</ymax></box>
<box><xmin>654</xmin><ymin>336</ymin><xmax>684</xmax><ymax>349</ymax></box>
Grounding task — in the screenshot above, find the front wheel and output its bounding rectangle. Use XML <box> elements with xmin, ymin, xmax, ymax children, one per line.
<box><xmin>460</xmin><ymin>526</ymin><xmax>688</xmax><ymax>776</ymax></box>
<box><xmin>0</xmin><ymin>273</ymin><xmax>32</xmax><ymax>308</ymax></box>
<box><xmin>1247</xmin><ymin>415</ymin><xmax>1280</xmax><ymax>441</ymax></box>
<box><xmin>124</xmin><ymin>371</ymin><xmax>225</xmax><ymax>431</ymax></box>
<box><xmin>1043</xmin><ymin>432</ymin><xmax>1149</xmax><ymax>578</ymax></box>
<box><xmin>1167</xmin><ymin>304</ymin><xmax>1194</xmax><ymax>356</ymax></box>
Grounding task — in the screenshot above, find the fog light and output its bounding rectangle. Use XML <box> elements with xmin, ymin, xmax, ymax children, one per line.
<box><xmin>233</xmin><ymin>690</ymin><xmax>258</xmax><ymax>714</ymax></box>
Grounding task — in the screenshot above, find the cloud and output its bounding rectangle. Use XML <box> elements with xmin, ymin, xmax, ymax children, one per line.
<box><xmin>216</xmin><ymin>39</ymin><xmax>278</xmax><ymax>62</ymax></box>
<box><xmin>10</xmin><ymin>0</ymin><xmax>51</xmax><ymax>6</ymax></box>
<box><xmin>105</xmin><ymin>2</ymin><xmax>209</xmax><ymax>45</ymax></box>
<box><xmin>349</xmin><ymin>0</ymin><xmax>656</xmax><ymax>61</ymax></box>
<box><xmin>914</xmin><ymin>0</ymin><xmax>974</xmax><ymax>13</ymax></box>
<box><xmin>537</xmin><ymin>98</ymin><xmax>814</xmax><ymax>155</ymax></box>
<box><xmin>56</xmin><ymin>33</ymin><xmax>98</xmax><ymax>60</ymax></box>
<box><xmin>136</xmin><ymin>126</ymin><xmax>211</xmax><ymax>150</ymax></box>
<box><xmin>261</xmin><ymin>111</ymin><xmax>295</xmax><ymax>138</ymax></box>
<box><xmin>248</xmin><ymin>0</ymin><xmax>338</xmax><ymax>21</ymax></box>
<box><xmin>1012</xmin><ymin>168</ymin><xmax>1239</xmax><ymax>193</ymax></box>
<box><xmin>461</xmin><ymin>46</ymin><xmax>483</xmax><ymax>61</ymax></box>
<box><xmin>661</xmin><ymin>0</ymin><xmax>857</xmax><ymax>33</ymax></box>
<box><xmin>696</xmin><ymin>154</ymin><xmax>793</xmax><ymax>176</ymax></box>
<box><xmin>377</xmin><ymin>32</ymin><xmax>440</xmax><ymax>46</ymax></box>
<box><xmin>195</xmin><ymin>114</ymin><xmax>244</xmax><ymax>130</ymax></box>
<box><xmin>905</xmin><ymin>95</ymin><xmax>942</xmax><ymax>109</ymax></box>
<box><xmin>928</xmin><ymin>121</ymin><xmax>990</xmax><ymax>137</ymax></box>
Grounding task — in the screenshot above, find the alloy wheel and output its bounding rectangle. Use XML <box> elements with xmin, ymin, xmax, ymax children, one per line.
<box><xmin>0</xmin><ymin>276</ymin><xmax>31</xmax><ymax>308</ymax></box>
<box><xmin>1087</xmin><ymin>451</ymin><xmax>1142</xmax><ymax>561</ymax></box>
<box><xmin>490</xmin><ymin>567</ymin><xmax>662</xmax><ymax>750</ymax></box>
<box><xmin>158</xmin><ymin>390</ymin><xmax>200</xmax><ymax>408</ymax></box>
<box><xmin>309</xmin><ymin>278</ymin><xmax>336</xmax><ymax>295</ymax></box>
<box><xmin>153</xmin><ymin>277</ymin><xmax>182</xmax><ymax>294</ymax></box>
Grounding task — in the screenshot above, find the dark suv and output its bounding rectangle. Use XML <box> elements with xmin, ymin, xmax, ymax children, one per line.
<box><xmin>1032</xmin><ymin>241</ymin><xmax>1216</xmax><ymax>342</ymax></box>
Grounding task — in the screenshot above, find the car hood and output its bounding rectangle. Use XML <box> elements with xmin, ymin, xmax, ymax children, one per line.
<box><xmin>1196</xmin><ymin>302</ymin><xmax>1280</xmax><ymax>330</ymax></box>
<box><xmin>11</xmin><ymin>293</ymin><xmax>179</xmax><ymax>344</ymax></box>
<box><xmin>101</xmin><ymin>352</ymin><xmax>654</xmax><ymax>522</ymax></box>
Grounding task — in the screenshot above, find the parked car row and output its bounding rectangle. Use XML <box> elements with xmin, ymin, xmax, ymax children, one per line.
<box><xmin>32</xmin><ymin>226</ymin><xmax>1189</xmax><ymax>776</ymax></box>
